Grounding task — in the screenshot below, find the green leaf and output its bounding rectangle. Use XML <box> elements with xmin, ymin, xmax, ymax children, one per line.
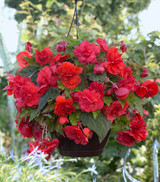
<box><xmin>92</xmin><ymin>110</ymin><xmax>100</xmax><ymax>119</ymax></box>
<box><xmin>23</xmin><ymin>56</ymin><xmax>38</xmax><ymax>66</ymax></box>
<box><xmin>80</xmin><ymin>112</ymin><xmax>111</xmax><ymax>142</ymax></box>
<box><xmin>64</xmin><ymin>89</ymin><xmax>71</xmax><ymax>98</ymax></box>
<box><xmin>29</xmin><ymin>109</ymin><xmax>37</xmax><ymax>121</ymax></box>
<box><xmin>127</xmin><ymin>93</ymin><xmax>143</xmax><ymax>116</ymax></box>
<box><xmin>46</xmin><ymin>0</ymin><xmax>55</xmax><ymax>8</ymax></box>
<box><xmin>36</xmin><ymin>87</ymin><xmax>60</xmax><ymax>114</ymax></box>
<box><xmin>54</xmin><ymin>122</ymin><xmax>64</xmax><ymax>136</ymax></box>
<box><xmin>111</xmin><ymin>116</ymin><xmax>130</xmax><ymax>132</ymax></box>
<box><xmin>87</xmin><ymin>71</ymin><xmax>106</xmax><ymax>82</ymax></box>
<box><xmin>18</xmin><ymin>66</ymin><xmax>39</xmax><ymax>84</ymax></box>
<box><xmin>57</xmin><ymin>79</ymin><xmax>65</xmax><ymax>90</ymax></box>
<box><xmin>69</xmin><ymin>111</ymin><xmax>81</xmax><ymax>125</ymax></box>
<box><xmin>73</xmin><ymin>102</ymin><xmax>80</xmax><ymax>110</ymax></box>
<box><xmin>103</xmin><ymin>96</ymin><xmax>112</xmax><ymax>106</ymax></box>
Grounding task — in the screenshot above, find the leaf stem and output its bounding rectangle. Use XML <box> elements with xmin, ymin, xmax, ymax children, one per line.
<box><xmin>29</xmin><ymin>69</ymin><xmax>39</xmax><ymax>78</ymax></box>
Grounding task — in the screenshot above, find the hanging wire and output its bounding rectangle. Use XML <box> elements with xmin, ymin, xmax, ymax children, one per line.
<box><xmin>67</xmin><ymin>0</ymin><xmax>79</xmax><ymax>39</ymax></box>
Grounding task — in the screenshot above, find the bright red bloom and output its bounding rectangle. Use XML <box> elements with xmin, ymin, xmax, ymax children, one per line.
<box><xmin>78</xmin><ymin>89</ymin><xmax>104</xmax><ymax>112</ymax></box>
<box><xmin>136</xmin><ymin>80</ymin><xmax>159</xmax><ymax>98</ymax></box>
<box><xmin>117</xmin><ymin>76</ymin><xmax>136</xmax><ymax>93</ymax></box>
<box><xmin>103</xmin><ymin>101</ymin><xmax>127</xmax><ymax>122</ymax></box>
<box><xmin>119</xmin><ymin>66</ymin><xmax>133</xmax><ymax>79</ymax></box>
<box><xmin>63</xmin><ymin>125</ymin><xmax>88</xmax><ymax>145</ymax></box>
<box><xmin>56</xmin><ymin>62</ymin><xmax>83</xmax><ymax>89</ymax></box>
<box><xmin>94</xmin><ymin>63</ymin><xmax>105</xmax><ymax>74</ymax></box>
<box><xmin>56</xmin><ymin>41</ymin><xmax>67</xmax><ymax>52</ymax></box>
<box><xmin>103</xmin><ymin>47</ymin><xmax>125</xmax><ymax>75</ymax></box>
<box><xmin>35</xmin><ymin>47</ymin><xmax>54</xmax><ymax>66</ymax></box>
<box><xmin>4</xmin><ymin>75</ymin><xmax>41</xmax><ymax>109</ymax></box>
<box><xmin>54</xmin><ymin>96</ymin><xmax>76</xmax><ymax>116</ymax></box>
<box><xmin>73</xmin><ymin>40</ymin><xmax>100</xmax><ymax>65</ymax></box>
<box><xmin>25</xmin><ymin>42</ymin><xmax>32</xmax><ymax>52</ymax></box>
<box><xmin>104</xmin><ymin>60</ymin><xmax>125</xmax><ymax>75</ymax></box>
<box><xmin>88</xmin><ymin>81</ymin><xmax>105</xmax><ymax>99</ymax></box>
<box><xmin>83</xmin><ymin>128</ymin><xmax>93</xmax><ymax>139</ymax></box>
<box><xmin>27</xmin><ymin>138</ymin><xmax>59</xmax><ymax>159</ymax></box>
<box><xmin>116</xmin><ymin>131</ymin><xmax>135</xmax><ymax>146</ymax></box>
<box><xmin>129</xmin><ymin>113</ymin><xmax>148</xmax><ymax>141</ymax></box>
<box><xmin>3</xmin><ymin>74</ymin><xmax>15</xmax><ymax>95</ymax></box>
<box><xmin>115</xmin><ymin>87</ymin><xmax>130</xmax><ymax>99</ymax></box>
<box><xmin>16</xmin><ymin>51</ymin><xmax>32</xmax><ymax>69</ymax></box>
<box><xmin>50</xmin><ymin>54</ymin><xmax>69</xmax><ymax>67</ymax></box>
<box><xmin>37</xmin><ymin>66</ymin><xmax>58</xmax><ymax>90</ymax></box>
<box><xmin>16</xmin><ymin>116</ymin><xmax>33</xmax><ymax>138</ymax></box>
<box><xmin>106</xmin><ymin>47</ymin><xmax>122</xmax><ymax>62</ymax></box>
<box><xmin>135</xmin><ymin>85</ymin><xmax>147</xmax><ymax>97</ymax></box>
<box><xmin>96</xmin><ymin>38</ymin><xmax>109</xmax><ymax>52</ymax></box>
<box><xmin>57</xmin><ymin>116</ymin><xmax>69</xmax><ymax>125</ymax></box>
<box><xmin>141</xmin><ymin>67</ymin><xmax>148</xmax><ymax>78</ymax></box>
<box><xmin>143</xmin><ymin>80</ymin><xmax>159</xmax><ymax>98</ymax></box>
<box><xmin>17</xmin><ymin>80</ymin><xmax>40</xmax><ymax>108</ymax></box>
<box><xmin>120</xmin><ymin>41</ymin><xmax>127</xmax><ymax>53</ymax></box>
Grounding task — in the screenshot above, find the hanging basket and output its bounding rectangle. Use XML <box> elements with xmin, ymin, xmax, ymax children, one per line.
<box><xmin>56</xmin><ymin>129</ymin><xmax>111</xmax><ymax>157</ymax></box>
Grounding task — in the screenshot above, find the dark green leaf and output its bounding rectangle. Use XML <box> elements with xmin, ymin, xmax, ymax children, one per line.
<box><xmin>69</xmin><ymin>111</ymin><xmax>81</xmax><ymax>125</ymax></box>
<box><xmin>29</xmin><ymin>109</ymin><xmax>37</xmax><ymax>121</ymax></box>
<box><xmin>54</xmin><ymin>122</ymin><xmax>64</xmax><ymax>136</ymax></box>
<box><xmin>36</xmin><ymin>87</ymin><xmax>60</xmax><ymax>114</ymax></box>
<box><xmin>88</xmin><ymin>71</ymin><xmax>106</xmax><ymax>82</ymax></box>
<box><xmin>18</xmin><ymin>66</ymin><xmax>39</xmax><ymax>84</ymax></box>
<box><xmin>103</xmin><ymin>96</ymin><xmax>113</xmax><ymax>106</ymax></box>
<box><xmin>92</xmin><ymin>110</ymin><xmax>100</xmax><ymax>119</ymax></box>
<box><xmin>80</xmin><ymin>112</ymin><xmax>111</xmax><ymax>142</ymax></box>
<box><xmin>128</xmin><ymin>93</ymin><xmax>143</xmax><ymax>116</ymax></box>
<box><xmin>57</xmin><ymin>79</ymin><xmax>65</xmax><ymax>90</ymax></box>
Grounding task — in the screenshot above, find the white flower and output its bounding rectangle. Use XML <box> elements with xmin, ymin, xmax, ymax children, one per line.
<box><xmin>87</xmin><ymin>164</ymin><xmax>98</xmax><ymax>176</ymax></box>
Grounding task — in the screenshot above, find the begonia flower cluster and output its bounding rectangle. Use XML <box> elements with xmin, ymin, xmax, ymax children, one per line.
<box><xmin>4</xmin><ymin>38</ymin><xmax>159</xmax><ymax>158</ymax></box>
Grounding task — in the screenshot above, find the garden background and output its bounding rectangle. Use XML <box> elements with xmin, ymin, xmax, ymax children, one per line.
<box><xmin>0</xmin><ymin>0</ymin><xmax>160</xmax><ymax>181</ymax></box>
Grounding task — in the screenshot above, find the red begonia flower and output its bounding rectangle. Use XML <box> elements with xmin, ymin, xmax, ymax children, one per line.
<box><xmin>56</xmin><ymin>41</ymin><xmax>67</xmax><ymax>52</ymax></box>
<box><xmin>25</xmin><ymin>42</ymin><xmax>32</xmax><ymax>52</ymax></box>
<box><xmin>35</xmin><ymin>47</ymin><xmax>54</xmax><ymax>66</ymax></box>
<box><xmin>103</xmin><ymin>60</ymin><xmax>125</xmax><ymax>75</ymax></box>
<box><xmin>27</xmin><ymin>138</ymin><xmax>59</xmax><ymax>159</ymax></box>
<box><xmin>73</xmin><ymin>40</ymin><xmax>100</xmax><ymax>65</ymax></box>
<box><xmin>96</xmin><ymin>38</ymin><xmax>109</xmax><ymax>52</ymax></box>
<box><xmin>54</xmin><ymin>95</ymin><xmax>76</xmax><ymax>116</ymax></box>
<box><xmin>103</xmin><ymin>101</ymin><xmax>127</xmax><ymax>122</ymax></box>
<box><xmin>141</xmin><ymin>67</ymin><xmax>148</xmax><ymax>78</ymax></box>
<box><xmin>94</xmin><ymin>63</ymin><xmax>105</xmax><ymax>74</ymax></box>
<box><xmin>16</xmin><ymin>51</ymin><xmax>32</xmax><ymax>69</ymax></box>
<box><xmin>143</xmin><ymin>80</ymin><xmax>159</xmax><ymax>98</ymax></box>
<box><xmin>57</xmin><ymin>116</ymin><xmax>69</xmax><ymax>125</ymax></box>
<box><xmin>116</xmin><ymin>131</ymin><xmax>135</xmax><ymax>146</ymax></box>
<box><xmin>63</xmin><ymin>125</ymin><xmax>88</xmax><ymax>145</ymax></box>
<box><xmin>37</xmin><ymin>66</ymin><xmax>58</xmax><ymax>90</ymax></box>
<box><xmin>56</xmin><ymin>62</ymin><xmax>83</xmax><ymax>89</ymax></box>
<box><xmin>88</xmin><ymin>81</ymin><xmax>106</xmax><ymax>99</ymax></box>
<box><xmin>119</xmin><ymin>66</ymin><xmax>133</xmax><ymax>79</ymax></box>
<box><xmin>120</xmin><ymin>41</ymin><xmax>127</xmax><ymax>53</ymax></box>
<box><xmin>16</xmin><ymin>116</ymin><xmax>33</xmax><ymax>138</ymax></box>
<box><xmin>78</xmin><ymin>89</ymin><xmax>104</xmax><ymax>112</ymax></box>
<box><xmin>115</xmin><ymin>87</ymin><xmax>130</xmax><ymax>99</ymax></box>
<box><xmin>106</xmin><ymin>47</ymin><xmax>122</xmax><ymax>62</ymax></box>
